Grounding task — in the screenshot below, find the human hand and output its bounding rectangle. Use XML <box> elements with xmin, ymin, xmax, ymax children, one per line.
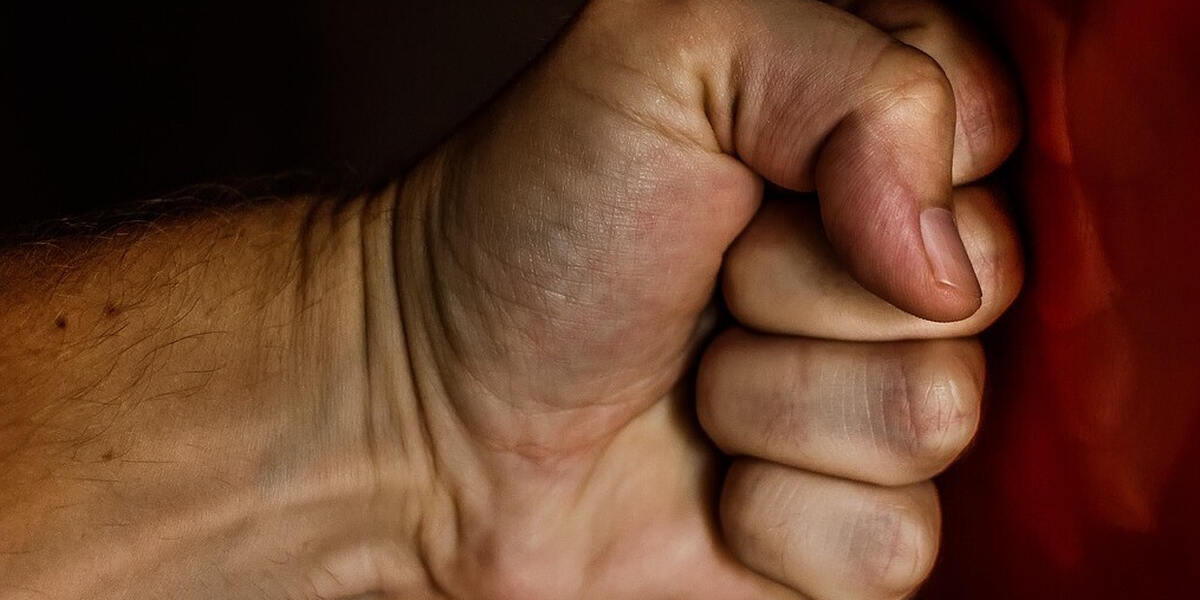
<box><xmin>389</xmin><ymin>0</ymin><xmax>1023</xmax><ymax>598</ymax></box>
<box><xmin>0</xmin><ymin>0</ymin><xmax>1022</xmax><ymax>598</ymax></box>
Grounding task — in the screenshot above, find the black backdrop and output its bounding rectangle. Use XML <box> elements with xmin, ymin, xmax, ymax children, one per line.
<box><xmin>1</xmin><ymin>1</ymin><xmax>585</xmax><ymax>230</ymax></box>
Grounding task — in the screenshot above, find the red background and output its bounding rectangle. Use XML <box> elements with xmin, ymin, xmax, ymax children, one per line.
<box><xmin>929</xmin><ymin>0</ymin><xmax>1200</xmax><ymax>595</ymax></box>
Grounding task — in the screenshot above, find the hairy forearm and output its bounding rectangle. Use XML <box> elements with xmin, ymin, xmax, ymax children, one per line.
<box><xmin>0</xmin><ymin>191</ymin><xmax>431</xmax><ymax>598</ymax></box>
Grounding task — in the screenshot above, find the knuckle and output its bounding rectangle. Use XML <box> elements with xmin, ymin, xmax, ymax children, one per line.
<box><xmin>954</xmin><ymin>72</ymin><xmax>1023</xmax><ymax>175</ymax></box>
<box><xmin>889</xmin><ymin>342</ymin><xmax>982</xmax><ymax>470</ymax></box>
<box><xmin>957</xmin><ymin>80</ymin><xmax>1003</xmax><ymax>147</ymax></box>
<box><xmin>867</xmin><ymin>42</ymin><xmax>954</xmax><ymax>116</ymax></box>
<box><xmin>852</xmin><ymin>493</ymin><xmax>940</xmax><ymax>595</ymax></box>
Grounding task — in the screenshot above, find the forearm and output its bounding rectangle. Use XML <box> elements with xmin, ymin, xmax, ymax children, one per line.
<box><xmin>0</xmin><ymin>191</ymin><xmax>430</xmax><ymax>598</ymax></box>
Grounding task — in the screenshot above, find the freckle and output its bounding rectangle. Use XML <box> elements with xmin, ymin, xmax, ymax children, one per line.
<box><xmin>54</xmin><ymin>315</ymin><xmax>68</xmax><ymax>329</ymax></box>
<box><xmin>103</xmin><ymin>302</ymin><xmax>120</xmax><ymax>317</ymax></box>
<box><xmin>101</xmin><ymin>450</ymin><xmax>114</xmax><ymax>462</ymax></box>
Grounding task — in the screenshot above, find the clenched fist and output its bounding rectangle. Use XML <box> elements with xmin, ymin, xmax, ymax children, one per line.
<box><xmin>0</xmin><ymin>0</ymin><xmax>1021</xmax><ymax>598</ymax></box>
<box><xmin>391</xmin><ymin>0</ymin><xmax>1021</xmax><ymax>597</ymax></box>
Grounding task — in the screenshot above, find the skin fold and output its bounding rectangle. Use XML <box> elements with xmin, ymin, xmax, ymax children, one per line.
<box><xmin>0</xmin><ymin>0</ymin><xmax>1022</xmax><ymax>598</ymax></box>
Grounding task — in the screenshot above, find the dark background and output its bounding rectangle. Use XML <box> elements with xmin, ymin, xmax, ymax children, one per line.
<box><xmin>1</xmin><ymin>1</ymin><xmax>585</xmax><ymax>231</ymax></box>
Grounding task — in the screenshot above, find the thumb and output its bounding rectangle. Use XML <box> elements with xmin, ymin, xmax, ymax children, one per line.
<box><xmin>814</xmin><ymin>47</ymin><xmax>980</xmax><ymax>322</ymax></box>
<box><xmin>714</xmin><ymin>1</ymin><xmax>981</xmax><ymax>321</ymax></box>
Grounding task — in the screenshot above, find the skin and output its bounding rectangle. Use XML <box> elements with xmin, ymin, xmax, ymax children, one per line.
<box><xmin>0</xmin><ymin>0</ymin><xmax>1022</xmax><ymax>598</ymax></box>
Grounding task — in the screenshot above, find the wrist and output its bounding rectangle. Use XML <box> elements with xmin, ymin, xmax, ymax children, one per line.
<box><xmin>0</xmin><ymin>193</ymin><xmax>437</xmax><ymax>598</ymax></box>
<box><xmin>254</xmin><ymin>188</ymin><xmax>443</xmax><ymax>596</ymax></box>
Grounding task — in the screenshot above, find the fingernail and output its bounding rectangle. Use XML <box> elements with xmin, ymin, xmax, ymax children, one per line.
<box><xmin>919</xmin><ymin>207</ymin><xmax>981</xmax><ymax>298</ymax></box>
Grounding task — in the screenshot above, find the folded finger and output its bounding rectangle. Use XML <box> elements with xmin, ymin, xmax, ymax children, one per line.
<box><xmin>698</xmin><ymin>329</ymin><xmax>983</xmax><ymax>485</ymax></box>
<box><xmin>721</xmin><ymin>459</ymin><xmax>941</xmax><ymax>600</ymax></box>
<box><xmin>723</xmin><ymin>185</ymin><xmax>1022</xmax><ymax>340</ymax></box>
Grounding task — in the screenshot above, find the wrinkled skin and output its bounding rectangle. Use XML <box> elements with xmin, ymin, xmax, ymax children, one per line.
<box><xmin>390</xmin><ymin>0</ymin><xmax>1023</xmax><ymax>597</ymax></box>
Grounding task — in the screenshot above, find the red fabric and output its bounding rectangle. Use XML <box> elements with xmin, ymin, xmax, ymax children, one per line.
<box><xmin>927</xmin><ymin>0</ymin><xmax>1200</xmax><ymax>596</ymax></box>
